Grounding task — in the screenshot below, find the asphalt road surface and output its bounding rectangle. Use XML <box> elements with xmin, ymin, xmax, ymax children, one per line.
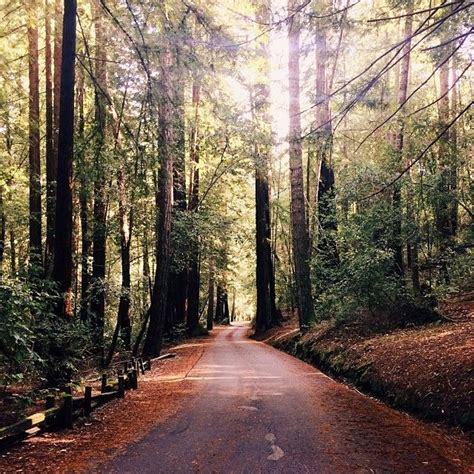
<box><xmin>107</xmin><ymin>324</ymin><xmax>467</xmax><ymax>473</ymax></box>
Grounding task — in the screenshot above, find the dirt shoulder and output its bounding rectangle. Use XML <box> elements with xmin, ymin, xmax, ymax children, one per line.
<box><xmin>265</xmin><ymin>305</ymin><xmax>474</xmax><ymax>432</ymax></box>
<box><xmin>0</xmin><ymin>336</ymin><xmax>207</xmax><ymax>473</ymax></box>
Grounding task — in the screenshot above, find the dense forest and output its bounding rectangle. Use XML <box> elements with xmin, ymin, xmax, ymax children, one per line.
<box><xmin>0</xmin><ymin>0</ymin><xmax>472</xmax><ymax>391</ymax></box>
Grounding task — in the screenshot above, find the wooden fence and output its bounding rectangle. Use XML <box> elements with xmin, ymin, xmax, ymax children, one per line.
<box><xmin>0</xmin><ymin>354</ymin><xmax>174</xmax><ymax>448</ymax></box>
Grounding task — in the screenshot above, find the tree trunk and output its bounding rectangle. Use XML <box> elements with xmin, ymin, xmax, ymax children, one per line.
<box><xmin>117</xmin><ymin>166</ymin><xmax>132</xmax><ymax>349</ymax></box>
<box><xmin>142</xmin><ymin>42</ymin><xmax>174</xmax><ymax>358</ymax></box>
<box><xmin>223</xmin><ymin>291</ymin><xmax>230</xmax><ymax>322</ymax></box>
<box><xmin>252</xmin><ymin>1</ymin><xmax>278</xmax><ymax>334</ymax></box>
<box><xmin>27</xmin><ymin>1</ymin><xmax>42</xmax><ymax>270</ymax></box>
<box><xmin>90</xmin><ymin>3</ymin><xmax>107</xmax><ymax>349</ymax></box>
<box><xmin>288</xmin><ymin>0</ymin><xmax>314</xmax><ymax>328</ymax></box>
<box><xmin>207</xmin><ymin>261</ymin><xmax>215</xmax><ymax>330</ymax></box>
<box><xmin>435</xmin><ymin>55</ymin><xmax>456</xmax><ymax>284</ymax></box>
<box><xmin>186</xmin><ymin>80</ymin><xmax>201</xmax><ymax>336</ymax></box>
<box><xmin>76</xmin><ymin>64</ymin><xmax>91</xmax><ymax>322</ymax></box>
<box><xmin>45</xmin><ymin>0</ymin><xmax>55</xmax><ymax>274</ymax></box>
<box><xmin>52</xmin><ymin>0</ymin><xmax>76</xmax><ymax>318</ymax></box>
<box><xmin>215</xmin><ymin>284</ymin><xmax>224</xmax><ymax>322</ymax></box>
<box><xmin>315</xmin><ymin>16</ymin><xmax>339</xmax><ymax>272</ymax></box>
<box><xmin>167</xmin><ymin>51</ymin><xmax>188</xmax><ymax>329</ymax></box>
<box><xmin>0</xmin><ymin>188</ymin><xmax>5</xmax><ymax>282</ymax></box>
<box><xmin>392</xmin><ymin>6</ymin><xmax>413</xmax><ymax>277</ymax></box>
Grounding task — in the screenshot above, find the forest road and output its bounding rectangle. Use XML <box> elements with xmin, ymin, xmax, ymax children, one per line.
<box><xmin>107</xmin><ymin>324</ymin><xmax>469</xmax><ymax>473</ymax></box>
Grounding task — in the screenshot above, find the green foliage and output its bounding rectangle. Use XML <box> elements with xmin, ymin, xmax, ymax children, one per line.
<box><xmin>0</xmin><ymin>277</ymin><xmax>92</xmax><ymax>388</ymax></box>
<box><xmin>0</xmin><ymin>282</ymin><xmax>36</xmax><ymax>386</ymax></box>
<box><xmin>314</xmin><ymin>203</ymin><xmax>403</xmax><ymax>321</ymax></box>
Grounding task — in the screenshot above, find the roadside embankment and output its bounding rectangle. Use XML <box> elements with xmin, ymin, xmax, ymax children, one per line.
<box><xmin>265</xmin><ymin>306</ymin><xmax>473</xmax><ymax>431</ymax></box>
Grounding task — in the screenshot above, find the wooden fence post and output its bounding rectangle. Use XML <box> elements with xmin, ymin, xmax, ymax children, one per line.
<box><xmin>147</xmin><ymin>358</ymin><xmax>152</xmax><ymax>370</ymax></box>
<box><xmin>61</xmin><ymin>394</ymin><xmax>73</xmax><ymax>428</ymax></box>
<box><xmin>101</xmin><ymin>374</ymin><xmax>107</xmax><ymax>393</ymax></box>
<box><xmin>126</xmin><ymin>370</ymin><xmax>133</xmax><ymax>389</ymax></box>
<box><xmin>84</xmin><ymin>386</ymin><xmax>92</xmax><ymax>416</ymax></box>
<box><xmin>139</xmin><ymin>358</ymin><xmax>145</xmax><ymax>375</ymax></box>
<box><xmin>118</xmin><ymin>376</ymin><xmax>125</xmax><ymax>398</ymax></box>
<box><xmin>45</xmin><ymin>395</ymin><xmax>55</xmax><ymax>409</ymax></box>
<box><xmin>131</xmin><ymin>369</ymin><xmax>138</xmax><ymax>389</ymax></box>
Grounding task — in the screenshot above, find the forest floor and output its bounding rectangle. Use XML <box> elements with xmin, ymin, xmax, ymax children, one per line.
<box><xmin>258</xmin><ymin>296</ymin><xmax>474</xmax><ymax>432</ymax></box>
<box><xmin>0</xmin><ymin>336</ymin><xmax>206</xmax><ymax>472</ymax></box>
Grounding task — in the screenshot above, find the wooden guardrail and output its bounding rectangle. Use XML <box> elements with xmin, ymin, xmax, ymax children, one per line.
<box><xmin>0</xmin><ymin>353</ymin><xmax>175</xmax><ymax>448</ymax></box>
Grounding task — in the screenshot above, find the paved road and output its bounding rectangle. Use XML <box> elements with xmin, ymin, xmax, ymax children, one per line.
<box><xmin>107</xmin><ymin>324</ymin><xmax>467</xmax><ymax>473</ymax></box>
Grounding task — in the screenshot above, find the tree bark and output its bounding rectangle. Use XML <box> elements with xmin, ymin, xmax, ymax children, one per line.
<box><xmin>45</xmin><ymin>0</ymin><xmax>55</xmax><ymax>274</ymax></box>
<box><xmin>0</xmin><ymin>188</ymin><xmax>5</xmax><ymax>282</ymax></box>
<box><xmin>435</xmin><ymin>53</ymin><xmax>456</xmax><ymax>284</ymax></box>
<box><xmin>117</xmin><ymin>165</ymin><xmax>132</xmax><ymax>349</ymax></box>
<box><xmin>52</xmin><ymin>0</ymin><xmax>76</xmax><ymax>318</ymax></box>
<box><xmin>142</xmin><ymin>42</ymin><xmax>174</xmax><ymax>358</ymax></box>
<box><xmin>186</xmin><ymin>80</ymin><xmax>201</xmax><ymax>336</ymax></box>
<box><xmin>27</xmin><ymin>1</ymin><xmax>42</xmax><ymax>270</ymax></box>
<box><xmin>207</xmin><ymin>260</ymin><xmax>215</xmax><ymax>330</ymax></box>
<box><xmin>315</xmin><ymin>14</ymin><xmax>339</xmax><ymax>271</ymax></box>
<box><xmin>253</xmin><ymin>0</ymin><xmax>278</xmax><ymax>334</ymax></box>
<box><xmin>392</xmin><ymin>5</ymin><xmax>413</xmax><ymax>277</ymax></box>
<box><xmin>215</xmin><ymin>283</ymin><xmax>224</xmax><ymax>322</ymax></box>
<box><xmin>76</xmin><ymin>64</ymin><xmax>91</xmax><ymax>322</ymax></box>
<box><xmin>90</xmin><ymin>2</ymin><xmax>108</xmax><ymax>349</ymax></box>
<box><xmin>167</xmin><ymin>49</ymin><xmax>188</xmax><ymax>330</ymax></box>
<box><xmin>288</xmin><ymin>0</ymin><xmax>314</xmax><ymax>328</ymax></box>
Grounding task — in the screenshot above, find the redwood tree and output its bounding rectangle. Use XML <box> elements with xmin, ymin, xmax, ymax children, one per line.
<box><xmin>52</xmin><ymin>0</ymin><xmax>76</xmax><ymax>318</ymax></box>
<box><xmin>142</xmin><ymin>40</ymin><xmax>174</xmax><ymax>358</ymax></box>
<box><xmin>288</xmin><ymin>0</ymin><xmax>314</xmax><ymax>328</ymax></box>
<box><xmin>27</xmin><ymin>1</ymin><xmax>42</xmax><ymax>269</ymax></box>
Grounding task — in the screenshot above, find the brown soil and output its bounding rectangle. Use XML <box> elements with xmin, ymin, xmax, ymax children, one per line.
<box><xmin>0</xmin><ymin>337</ymin><xmax>206</xmax><ymax>473</ymax></box>
<box><xmin>269</xmin><ymin>301</ymin><xmax>474</xmax><ymax>431</ymax></box>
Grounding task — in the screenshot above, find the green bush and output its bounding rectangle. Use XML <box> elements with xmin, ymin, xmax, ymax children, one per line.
<box><xmin>0</xmin><ymin>278</ymin><xmax>92</xmax><ymax>388</ymax></box>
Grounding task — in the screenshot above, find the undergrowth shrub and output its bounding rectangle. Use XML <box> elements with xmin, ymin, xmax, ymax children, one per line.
<box><xmin>0</xmin><ymin>276</ymin><xmax>92</xmax><ymax>389</ymax></box>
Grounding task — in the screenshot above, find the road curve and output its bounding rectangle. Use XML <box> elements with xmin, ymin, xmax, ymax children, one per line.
<box><xmin>107</xmin><ymin>324</ymin><xmax>469</xmax><ymax>473</ymax></box>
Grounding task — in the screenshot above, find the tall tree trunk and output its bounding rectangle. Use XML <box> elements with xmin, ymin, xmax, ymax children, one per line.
<box><xmin>315</xmin><ymin>15</ymin><xmax>338</xmax><ymax>271</ymax></box>
<box><xmin>117</xmin><ymin>166</ymin><xmax>132</xmax><ymax>349</ymax></box>
<box><xmin>142</xmin><ymin>42</ymin><xmax>174</xmax><ymax>358</ymax></box>
<box><xmin>223</xmin><ymin>291</ymin><xmax>230</xmax><ymax>322</ymax></box>
<box><xmin>449</xmin><ymin>57</ymin><xmax>458</xmax><ymax>235</ymax></box>
<box><xmin>10</xmin><ymin>228</ymin><xmax>16</xmax><ymax>277</ymax></box>
<box><xmin>230</xmin><ymin>287</ymin><xmax>236</xmax><ymax>322</ymax></box>
<box><xmin>76</xmin><ymin>63</ymin><xmax>91</xmax><ymax>321</ymax></box>
<box><xmin>27</xmin><ymin>1</ymin><xmax>42</xmax><ymax>270</ymax></box>
<box><xmin>45</xmin><ymin>0</ymin><xmax>55</xmax><ymax>274</ymax></box>
<box><xmin>392</xmin><ymin>6</ymin><xmax>413</xmax><ymax>277</ymax></box>
<box><xmin>435</xmin><ymin>53</ymin><xmax>456</xmax><ymax>284</ymax></box>
<box><xmin>207</xmin><ymin>260</ymin><xmax>215</xmax><ymax>330</ymax></box>
<box><xmin>253</xmin><ymin>0</ymin><xmax>278</xmax><ymax>333</ymax></box>
<box><xmin>215</xmin><ymin>283</ymin><xmax>224</xmax><ymax>323</ymax></box>
<box><xmin>49</xmin><ymin>0</ymin><xmax>62</xmax><ymax>265</ymax></box>
<box><xmin>288</xmin><ymin>0</ymin><xmax>314</xmax><ymax>328</ymax></box>
<box><xmin>53</xmin><ymin>0</ymin><xmax>76</xmax><ymax>318</ymax></box>
<box><xmin>186</xmin><ymin>80</ymin><xmax>201</xmax><ymax>336</ymax></box>
<box><xmin>0</xmin><ymin>188</ymin><xmax>5</xmax><ymax>282</ymax></box>
<box><xmin>90</xmin><ymin>2</ymin><xmax>107</xmax><ymax>349</ymax></box>
<box><xmin>167</xmin><ymin>51</ymin><xmax>188</xmax><ymax>329</ymax></box>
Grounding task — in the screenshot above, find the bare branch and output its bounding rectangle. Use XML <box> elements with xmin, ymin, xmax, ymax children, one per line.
<box><xmin>367</xmin><ymin>0</ymin><xmax>465</xmax><ymax>22</ymax></box>
<box><xmin>358</xmin><ymin>100</ymin><xmax>473</xmax><ymax>201</ymax></box>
